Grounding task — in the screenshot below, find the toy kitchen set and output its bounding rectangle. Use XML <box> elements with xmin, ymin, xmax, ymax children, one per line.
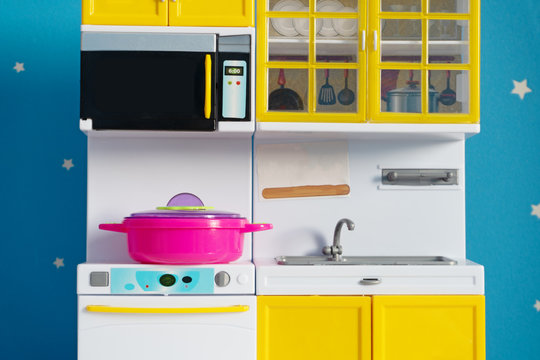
<box><xmin>77</xmin><ymin>1</ymin><xmax>485</xmax><ymax>360</ymax></box>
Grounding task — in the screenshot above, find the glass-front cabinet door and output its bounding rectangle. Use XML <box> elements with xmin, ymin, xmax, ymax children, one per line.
<box><xmin>257</xmin><ymin>0</ymin><xmax>479</xmax><ymax>124</ymax></box>
<box><xmin>257</xmin><ymin>0</ymin><xmax>367</xmax><ymax>123</ymax></box>
<box><xmin>369</xmin><ymin>0</ymin><xmax>478</xmax><ymax>123</ymax></box>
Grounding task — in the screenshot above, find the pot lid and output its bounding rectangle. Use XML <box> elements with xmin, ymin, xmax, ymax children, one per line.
<box><xmin>127</xmin><ymin>193</ymin><xmax>243</xmax><ymax>219</ymax></box>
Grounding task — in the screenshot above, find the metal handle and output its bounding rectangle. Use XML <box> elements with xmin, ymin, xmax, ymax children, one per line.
<box><xmin>360</xmin><ymin>278</ymin><xmax>381</xmax><ymax>285</ymax></box>
<box><xmin>373</xmin><ymin>30</ymin><xmax>378</xmax><ymax>51</ymax></box>
<box><xmin>86</xmin><ymin>305</ymin><xmax>250</xmax><ymax>314</ymax></box>
<box><xmin>204</xmin><ymin>54</ymin><xmax>212</xmax><ymax>119</ymax></box>
<box><xmin>382</xmin><ymin>169</ymin><xmax>458</xmax><ymax>185</ymax></box>
<box><xmin>361</xmin><ymin>30</ymin><xmax>366</xmax><ymax>51</ymax></box>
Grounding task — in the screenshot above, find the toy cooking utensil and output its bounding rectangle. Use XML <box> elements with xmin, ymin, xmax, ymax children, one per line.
<box><xmin>337</xmin><ymin>68</ymin><xmax>355</xmax><ymax>106</ymax></box>
<box><xmin>318</xmin><ymin>68</ymin><xmax>336</xmax><ymax>105</ymax></box>
<box><xmin>99</xmin><ymin>193</ymin><xmax>273</xmax><ymax>264</ymax></box>
<box><xmin>439</xmin><ymin>70</ymin><xmax>456</xmax><ymax>106</ymax></box>
<box><xmin>268</xmin><ymin>69</ymin><xmax>304</xmax><ymax>110</ymax></box>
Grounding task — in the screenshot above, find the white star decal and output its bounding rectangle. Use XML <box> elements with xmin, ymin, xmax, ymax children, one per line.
<box><xmin>13</xmin><ymin>62</ymin><xmax>25</xmax><ymax>73</ymax></box>
<box><xmin>531</xmin><ymin>204</ymin><xmax>540</xmax><ymax>219</ymax></box>
<box><xmin>511</xmin><ymin>79</ymin><xmax>532</xmax><ymax>100</ymax></box>
<box><xmin>53</xmin><ymin>258</ymin><xmax>65</xmax><ymax>269</ymax></box>
<box><xmin>534</xmin><ymin>300</ymin><xmax>540</xmax><ymax>312</ymax></box>
<box><xmin>62</xmin><ymin>159</ymin><xmax>74</xmax><ymax>171</ymax></box>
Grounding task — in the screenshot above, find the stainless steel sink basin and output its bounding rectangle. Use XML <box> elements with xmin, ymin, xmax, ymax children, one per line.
<box><xmin>275</xmin><ymin>256</ymin><xmax>457</xmax><ymax>266</ymax></box>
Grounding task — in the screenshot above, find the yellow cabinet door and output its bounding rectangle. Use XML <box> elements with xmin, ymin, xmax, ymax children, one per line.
<box><xmin>169</xmin><ymin>0</ymin><xmax>254</xmax><ymax>27</ymax></box>
<box><xmin>258</xmin><ymin>296</ymin><xmax>371</xmax><ymax>360</ymax></box>
<box><xmin>367</xmin><ymin>0</ymin><xmax>480</xmax><ymax>123</ymax></box>
<box><xmin>373</xmin><ymin>295</ymin><xmax>485</xmax><ymax>360</ymax></box>
<box><xmin>256</xmin><ymin>0</ymin><xmax>368</xmax><ymax>123</ymax></box>
<box><xmin>82</xmin><ymin>0</ymin><xmax>167</xmax><ymax>26</ymax></box>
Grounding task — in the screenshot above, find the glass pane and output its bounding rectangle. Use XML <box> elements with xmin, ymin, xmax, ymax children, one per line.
<box><xmin>269</xmin><ymin>0</ymin><xmax>308</xmax><ymax>12</ymax></box>
<box><xmin>429</xmin><ymin>70</ymin><xmax>469</xmax><ymax>114</ymax></box>
<box><xmin>316</xmin><ymin>68</ymin><xmax>357</xmax><ymax>112</ymax></box>
<box><xmin>381</xmin><ymin>0</ymin><xmax>421</xmax><ymax>12</ymax></box>
<box><xmin>381</xmin><ymin>69</ymin><xmax>422</xmax><ymax>113</ymax></box>
<box><xmin>268</xmin><ymin>18</ymin><xmax>309</xmax><ymax>61</ymax></box>
<box><xmin>316</xmin><ymin>0</ymin><xmax>357</xmax><ymax>13</ymax></box>
<box><xmin>428</xmin><ymin>20</ymin><xmax>469</xmax><ymax>63</ymax></box>
<box><xmin>381</xmin><ymin>19</ymin><xmax>422</xmax><ymax>63</ymax></box>
<box><xmin>429</xmin><ymin>0</ymin><xmax>469</xmax><ymax>13</ymax></box>
<box><xmin>315</xmin><ymin>18</ymin><xmax>358</xmax><ymax>63</ymax></box>
<box><xmin>268</xmin><ymin>68</ymin><xmax>308</xmax><ymax>112</ymax></box>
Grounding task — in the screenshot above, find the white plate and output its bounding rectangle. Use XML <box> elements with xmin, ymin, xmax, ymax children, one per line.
<box><xmin>316</xmin><ymin>0</ymin><xmax>344</xmax><ymax>37</ymax></box>
<box><xmin>270</xmin><ymin>0</ymin><xmax>304</xmax><ymax>37</ymax></box>
<box><xmin>332</xmin><ymin>7</ymin><xmax>358</xmax><ymax>37</ymax></box>
<box><xmin>293</xmin><ymin>7</ymin><xmax>323</xmax><ymax>36</ymax></box>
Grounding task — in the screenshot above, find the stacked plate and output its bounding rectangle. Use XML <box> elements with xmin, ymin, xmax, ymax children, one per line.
<box><xmin>270</xmin><ymin>0</ymin><xmax>358</xmax><ymax>37</ymax></box>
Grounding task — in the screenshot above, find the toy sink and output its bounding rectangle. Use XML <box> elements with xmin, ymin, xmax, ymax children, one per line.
<box><xmin>275</xmin><ymin>255</ymin><xmax>457</xmax><ymax>266</ymax></box>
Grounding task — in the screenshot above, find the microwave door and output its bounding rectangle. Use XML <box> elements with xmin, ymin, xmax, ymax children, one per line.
<box><xmin>81</xmin><ymin>33</ymin><xmax>217</xmax><ymax>131</ymax></box>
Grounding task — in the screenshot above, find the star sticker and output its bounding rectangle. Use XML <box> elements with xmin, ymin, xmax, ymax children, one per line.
<box><xmin>534</xmin><ymin>300</ymin><xmax>540</xmax><ymax>312</ymax></box>
<box><xmin>62</xmin><ymin>159</ymin><xmax>74</xmax><ymax>171</ymax></box>
<box><xmin>531</xmin><ymin>204</ymin><xmax>540</xmax><ymax>219</ymax></box>
<box><xmin>511</xmin><ymin>79</ymin><xmax>532</xmax><ymax>100</ymax></box>
<box><xmin>53</xmin><ymin>258</ymin><xmax>64</xmax><ymax>269</ymax></box>
<box><xmin>13</xmin><ymin>62</ymin><xmax>25</xmax><ymax>73</ymax></box>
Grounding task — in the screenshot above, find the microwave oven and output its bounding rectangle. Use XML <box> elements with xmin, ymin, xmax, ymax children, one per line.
<box><xmin>80</xmin><ymin>30</ymin><xmax>251</xmax><ymax>131</ymax></box>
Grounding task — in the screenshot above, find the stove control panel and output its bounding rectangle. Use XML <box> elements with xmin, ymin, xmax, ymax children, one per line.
<box><xmin>110</xmin><ymin>268</ymin><xmax>215</xmax><ymax>294</ymax></box>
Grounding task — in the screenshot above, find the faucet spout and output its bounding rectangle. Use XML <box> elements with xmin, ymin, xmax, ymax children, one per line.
<box><xmin>322</xmin><ymin>218</ymin><xmax>355</xmax><ymax>261</ymax></box>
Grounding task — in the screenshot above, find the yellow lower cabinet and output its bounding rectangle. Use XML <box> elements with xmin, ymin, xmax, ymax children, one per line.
<box><xmin>373</xmin><ymin>295</ymin><xmax>485</xmax><ymax>360</ymax></box>
<box><xmin>258</xmin><ymin>296</ymin><xmax>371</xmax><ymax>360</ymax></box>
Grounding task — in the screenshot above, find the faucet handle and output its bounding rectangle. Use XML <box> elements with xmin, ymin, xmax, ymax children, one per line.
<box><xmin>322</xmin><ymin>244</ymin><xmax>343</xmax><ymax>256</ymax></box>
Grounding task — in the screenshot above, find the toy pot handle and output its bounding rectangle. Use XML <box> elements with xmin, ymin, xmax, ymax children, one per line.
<box><xmin>99</xmin><ymin>223</ymin><xmax>128</xmax><ymax>233</ymax></box>
<box><xmin>241</xmin><ymin>223</ymin><xmax>273</xmax><ymax>233</ymax></box>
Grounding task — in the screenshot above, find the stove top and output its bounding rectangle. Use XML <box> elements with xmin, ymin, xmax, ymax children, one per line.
<box><xmin>78</xmin><ymin>262</ymin><xmax>254</xmax><ymax>295</ymax></box>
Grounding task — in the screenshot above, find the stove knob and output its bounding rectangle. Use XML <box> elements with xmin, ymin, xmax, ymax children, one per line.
<box><xmin>214</xmin><ymin>271</ymin><xmax>231</xmax><ymax>287</ymax></box>
<box><xmin>237</xmin><ymin>274</ymin><xmax>249</xmax><ymax>285</ymax></box>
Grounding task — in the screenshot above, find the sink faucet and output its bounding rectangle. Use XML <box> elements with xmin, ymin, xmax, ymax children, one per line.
<box><xmin>322</xmin><ymin>218</ymin><xmax>355</xmax><ymax>262</ymax></box>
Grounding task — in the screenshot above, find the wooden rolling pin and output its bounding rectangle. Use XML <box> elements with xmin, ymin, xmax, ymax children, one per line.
<box><xmin>262</xmin><ymin>184</ymin><xmax>350</xmax><ymax>199</ymax></box>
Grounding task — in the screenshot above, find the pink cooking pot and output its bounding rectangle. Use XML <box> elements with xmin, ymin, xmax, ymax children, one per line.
<box><xmin>99</xmin><ymin>193</ymin><xmax>272</xmax><ymax>264</ymax></box>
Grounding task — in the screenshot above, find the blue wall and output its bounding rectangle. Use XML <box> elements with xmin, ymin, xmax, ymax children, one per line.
<box><xmin>0</xmin><ymin>1</ymin><xmax>538</xmax><ymax>359</ymax></box>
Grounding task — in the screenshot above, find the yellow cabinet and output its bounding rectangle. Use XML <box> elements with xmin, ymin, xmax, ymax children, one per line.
<box><xmin>82</xmin><ymin>0</ymin><xmax>254</xmax><ymax>27</ymax></box>
<box><xmin>256</xmin><ymin>0</ymin><xmax>479</xmax><ymax>124</ymax></box>
<box><xmin>257</xmin><ymin>296</ymin><xmax>372</xmax><ymax>360</ymax></box>
<box><xmin>259</xmin><ymin>295</ymin><xmax>485</xmax><ymax>360</ymax></box>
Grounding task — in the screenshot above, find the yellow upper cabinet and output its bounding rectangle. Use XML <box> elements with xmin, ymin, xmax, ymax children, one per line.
<box><xmin>82</xmin><ymin>0</ymin><xmax>167</xmax><ymax>26</ymax></box>
<box><xmin>373</xmin><ymin>295</ymin><xmax>485</xmax><ymax>360</ymax></box>
<box><xmin>82</xmin><ymin>0</ymin><xmax>254</xmax><ymax>27</ymax></box>
<box><xmin>258</xmin><ymin>296</ymin><xmax>372</xmax><ymax>360</ymax></box>
<box><xmin>256</xmin><ymin>0</ymin><xmax>479</xmax><ymax>124</ymax></box>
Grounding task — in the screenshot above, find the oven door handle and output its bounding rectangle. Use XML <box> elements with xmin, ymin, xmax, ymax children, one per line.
<box><xmin>86</xmin><ymin>304</ymin><xmax>249</xmax><ymax>314</ymax></box>
<box><xmin>204</xmin><ymin>54</ymin><xmax>212</xmax><ymax>119</ymax></box>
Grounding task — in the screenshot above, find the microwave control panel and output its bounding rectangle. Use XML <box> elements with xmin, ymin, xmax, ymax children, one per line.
<box><xmin>222</xmin><ymin>60</ymin><xmax>247</xmax><ymax>119</ymax></box>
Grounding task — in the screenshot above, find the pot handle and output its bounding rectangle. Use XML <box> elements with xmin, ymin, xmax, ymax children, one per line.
<box><xmin>241</xmin><ymin>223</ymin><xmax>273</xmax><ymax>233</ymax></box>
<box><xmin>99</xmin><ymin>223</ymin><xmax>127</xmax><ymax>233</ymax></box>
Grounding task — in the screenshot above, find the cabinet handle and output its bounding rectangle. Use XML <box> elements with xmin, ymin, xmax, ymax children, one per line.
<box><xmin>360</xmin><ymin>278</ymin><xmax>381</xmax><ymax>285</ymax></box>
<box><xmin>204</xmin><ymin>54</ymin><xmax>212</xmax><ymax>119</ymax></box>
<box><xmin>361</xmin><ymin>30</ymin><xmax>366</xmax><ymax>51</ymax></box>
<box><xmin>86</xmin><ymin>305</ymin><xmax>250</xmax><ymax>314</ymax></box>
<box><xmin>373</xmin><ymin>30</ymin><xmax>378</xmax><ymax>51</ymax></box>
<box><xmin>171</xmin><ymin>0</ymin><xmax>176</xmax><ymax>2</ymax></box>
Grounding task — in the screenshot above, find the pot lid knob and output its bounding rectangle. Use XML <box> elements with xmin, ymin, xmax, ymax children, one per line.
<box><xmin>166</xmin><ymin>193</ymin><xmax>205</xmax><ymax>207</ymax></box>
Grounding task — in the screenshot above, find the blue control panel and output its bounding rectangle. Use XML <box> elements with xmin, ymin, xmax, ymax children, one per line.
<box><xmin>222</xmin><ymin>60</ymin><xmax>247</xmax><ymax>119</ymax></box>
<box><xmin>110</xmin><ymin>268</ymin><xmax>215</xmax><ymax>294</ymax></box>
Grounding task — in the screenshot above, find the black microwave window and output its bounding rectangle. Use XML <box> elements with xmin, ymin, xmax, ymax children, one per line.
<box><xmin>225</xmin><ymin>66</ymin><xmax>243</xmax><ymax>76</ymax></box>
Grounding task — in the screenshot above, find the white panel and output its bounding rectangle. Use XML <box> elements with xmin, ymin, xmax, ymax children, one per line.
<box><xmin>78</xmin><ymin>295</ymin><xmax>256</xmax><ymax>360</ymax></box>
<box><xmin>255</xmin><ymin>258</ymin><xmax>484</xmax><ymax>295</ymax></box>
<box><xmin>253</xmin><ymin>138</ymin><xmax>466</xmax><ymax>260</ymax></box>
<box><xmin>87</xmin><ymin>137</ymin><xmax>252</xmax><ymax>263</ymax></box>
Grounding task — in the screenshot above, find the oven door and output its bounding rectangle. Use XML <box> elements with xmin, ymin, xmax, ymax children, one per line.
<box><xmin>81</xmin><ymin>32</ymin><xmax>217</xmax><ymax>131</ymax></box>
<box><xmin>78</xmin><ymin>295</ymin><xmax>256</xmax><ymax>360</ymax></box>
